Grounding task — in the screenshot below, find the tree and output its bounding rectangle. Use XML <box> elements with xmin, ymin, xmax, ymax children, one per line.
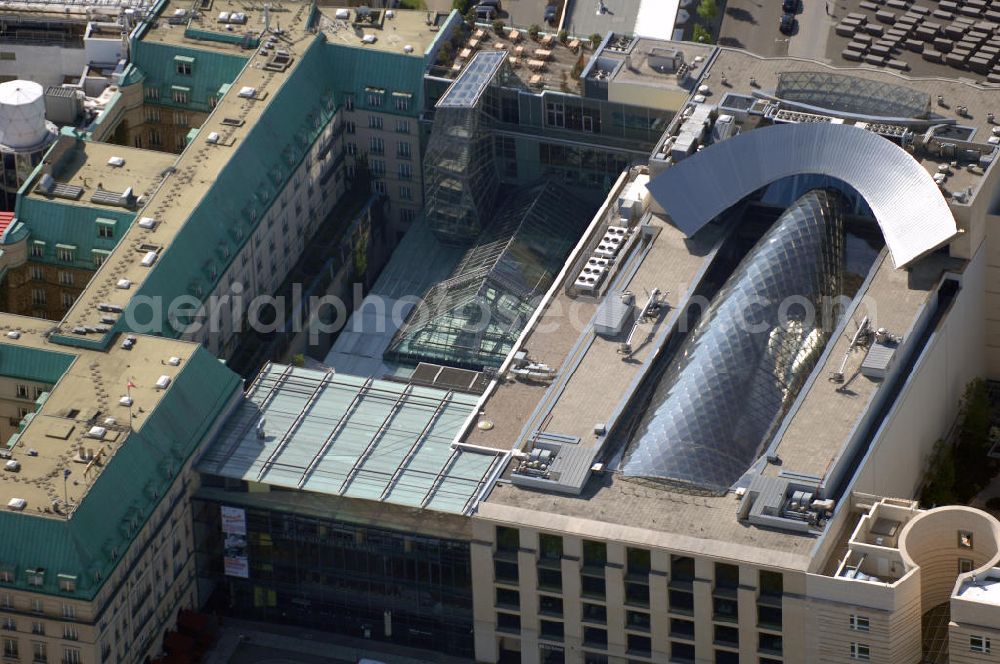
<box><xmin>528</xmin><ymin>24</ymin><xmax>541</xmax><ymax>39</ymax></box>
<box><xmin>589</xmin><ymin>32</ymin><xmax>602</xmax><ymax>47</ymax></box>
<box><xmin>697</xmin><ymin>0</ymin><xmax>718</xmax><ymax>22</ymax></box>
<box><xmin>692</xmin><ymin>24</ymin><xmax>712</xmax><ymax>43</ymax></box>
<box><xmin>492</xmin><ymin>18</ymin><xmax>505</xmax><ymax>33</ymax></box>
<box><xmin>558</xmin><ymin>28</ymin><xmax>568</xmax><ymax>42</ymax></box>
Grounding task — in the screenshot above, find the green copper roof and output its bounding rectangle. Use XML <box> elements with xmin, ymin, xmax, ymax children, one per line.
<box><xmin>131</xmin><ymin>40</ymin><xmax>249</xmax><ymax>113</ymax></box>
<box><xmin>13</xmin><ymin>197</ymin><xmax>135</xmax><ymax>270</ymax></box>
<box><xmin>0</xmin><ymin>347</ymin><xmax>241</xmax><ymax>600</ymax></box>
<box><xmin>121</xmin><ymin>35</ymin><xmax>337</xmax><ymax>337</ymax></box>
<box><xmin>0</xmin><ymin>346</ymin><xmax>74</xmax><ymax>383</ymax></box>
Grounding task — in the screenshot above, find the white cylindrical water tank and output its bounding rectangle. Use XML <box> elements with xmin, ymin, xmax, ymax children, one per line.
<box><xmin>0</xmin><ymin>80</ymin><xmax>48</xmax><ymax>150</ymax></box>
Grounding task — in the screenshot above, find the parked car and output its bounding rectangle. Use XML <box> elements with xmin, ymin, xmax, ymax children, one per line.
<box><xmin>544</xmin><ymin>3</ymin><xmax>558</xmax><ymax>24</ymax></box>
<box><xmin>779</xmin><ymin>12</ymin><xmax>795</xmax><ymax>33</ymax></box>
<box><xmin>475</xmin><ymin>4</ymin><xmax>497</xmax><ymax>19</ymax></box>
<box><xmin>782</xmin><ymin>0</ymin><xmax>797</xmax><ymax>12</ymax></box>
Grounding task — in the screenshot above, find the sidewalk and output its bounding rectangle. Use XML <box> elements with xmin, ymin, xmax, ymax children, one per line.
<box><xmin>203</xmin><ymin>618</ymin><xmax>474</xmax><ymax>664</ymax></box>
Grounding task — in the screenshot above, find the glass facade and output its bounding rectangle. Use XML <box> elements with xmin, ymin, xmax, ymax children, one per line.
<box><xmin>774</xmin><ymin>71</ymin><xmax>930</xmax><ymax>118</ymax></box>
<box><xmin>386</xmin><ymin>180</ymin><xmax>595</xmax><ymax>370</ymax></box>
<box><xmin>194</xmin><ymin>497</ymin><xmax>474</xmax><ymax>655</ymax></box>
<box><xmin>622</xmin><ymin>189</ymin><xmax>849</xmax><ymax>493</ymax></box>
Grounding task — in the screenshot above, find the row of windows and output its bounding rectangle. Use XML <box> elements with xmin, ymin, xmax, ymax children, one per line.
<box><xmin>0</xmin><ymin>617</ymin><xmax>79</xmax><ymax>639</ymax></box>
<box><xmin>29</xmin><ymin>289</ymin><xmax>76</xmax><ymax>309</ymax></box>
<box><xmin>1</xmin><ymin>638</ymin><xmax>81</xmax><ymax>662</ymax></box>
<box><xmin>348</xmin><ymin>92</ymin><xmax>411</xmax><ymax>112</ymax></box>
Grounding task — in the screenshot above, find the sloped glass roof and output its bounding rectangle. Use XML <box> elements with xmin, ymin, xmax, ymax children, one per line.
<box><xmin>774</xmin><ymin>71</ymin><xmax>930</xmax><ymax>119</ymax></box>
<box><xmin>621</xmin><ymin>189</ymin><xmax>848</xmax><ymax>493</ymax></box>
<box><xmin>385</xmin><ymin>181</ymin><xmax>595</xmax><ymax>371</ymax></box>
<box><xmin>199</xmin><ymin>364</ymin><xmax>506</xmax><ymax>514</ymax></box>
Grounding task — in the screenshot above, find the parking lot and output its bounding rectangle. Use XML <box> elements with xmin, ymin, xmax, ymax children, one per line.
<box><xmin>718</xmin><ymin>0</ymin><xmax>793</xmax><ymax>55</ymax></box>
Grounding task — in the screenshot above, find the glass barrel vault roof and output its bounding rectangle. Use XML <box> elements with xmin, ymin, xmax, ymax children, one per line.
<box><xmin>621</xmin><ymin>189</ymin><xmax>848</xmax><ymax>493</ymax></box>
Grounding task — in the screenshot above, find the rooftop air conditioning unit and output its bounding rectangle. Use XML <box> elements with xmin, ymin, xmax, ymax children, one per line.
<box><xmin>138</xmin><ymin>216</ymin><xmax>157</xmax><ymax>229</ymax></box>
<box><xmin>361</xmin><ymin>34</ymin><xmax>377</xmax><ymax>44</ymax></box>
<box><xmin>155</xmin><ymin>375</ymin><xmax>171</xmax><ymax>390</ymax></box>
<box><xmin>107</xmin><ymin>156</ymin><xmax>125</xmax><ymax>167</ymax></box>
<box><xmin>87</xmin><ymin>426</ymin><xmax>106</xmax><ymax>440</ymax></box>
<box><xmin>140</xmin><ymin>251</ymin><xmax>157</xmax><ymax>267</ymax></box>
<box><xmin>7</xmin><ymin>498</ymin><xmax>26</xmax><ymax>511</ymax></box>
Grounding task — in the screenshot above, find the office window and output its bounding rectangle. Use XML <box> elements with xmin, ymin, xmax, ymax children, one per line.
<box><xmin>582</xmin><ymin>540</ymin><xmax>606</xmax><ymax>567</ymax></box>
<box><xmin>58</xmin><ymin>271</ymin><xmax>73</xmax><ymax>286</ymax></box>
<box><xmin>345</xmin><ymin>120</ymin><xmax>356</xmax><ymax>134</ymax></box>
<box><xmin>346</xmin><ymin>142</ymin><xmax>357</xmax><ymax>156</ymax></box>
<box><xmin>400</xmin><ymin>208</ymin><xmax>416</xmax><ymax>224</ymax></box>
<box><xmin>149</xmin><ymin>128</ymin><xmax>162</xmax><ymax>146</ymax></box>
<box><xmin>3</xmin><ymin>638</ymin><xmax>17</xmax><ymax>657</ymax></box>
<box><xmin>93</xmin><ymin>250</ymin><xmax>109</xmax><ymax>267</ymax></box>
<box><xmin>850</xmin><ymin>615</ymin><xmax>870</xmax><ymax>632</ymax></box>
<box><xmin>398</xmin><ymin>163</ymin><xmax>412</xmax><ymax>180</ymax></box>
<box><xmin>30</xmin><ymin>265</ymin><xmax>43</xmax><ymax>281</ymax></box>
<box><xmin>971</xmin><ymin>635</ymin><xmax>991</xmax><ymax>653</ymax></box>
<box><xmin>31</xmin><ymin>599</ymin><xmax>42</xmax><ymax>613</ymax></box>
<box><xmin>97</xmin><ymin>221</ymin><xmax>114</xmax><ymax>238</ymax></box>
<box><xmin>31</xmin><ymin>289</ymin><xmax>45</xmax><ymax>306</ymax></box>
<box><xmin>30</xmin><ymin>242</ymin><xmax>43</xmax><ymax>258</ymax></box>
<box><xmin>960</xmin><ymin>558</ymin><xmax>974</xmax><ymax>574</ymax></box>
<box><xmin>174</xmin><ymin>111</ymin><xmax>189</xmax><ymax>126</ymax></box>
<box><xmin>850</xmin><ymin>642</ymin><xmax>871</xmax><ymax>660</ymax></box>
<box><xmin>540</xmin><ymin>619</ymin><xmax>563</xmax><ymax>641</ymax></box>
<box><xmin>61</xmin><ymin>605</ymin><xmax>74</xmax><ymax>620</ymax></box>
<box><xmin>959</xmin><ymin>531</ymin><xmax>973</xmax><ymax>549</ymax></box>
<box><xmin>32</xmin><ymin>642</ymin><xmax>46</xmax><ymax>663</ymax></box>
<box><xmin>394</xmin><ymin>93</ymin><xmax>410</xmax><ymax>111</ymax></box>
<box><xmin>144</xmin><ymin>87</ymin><xmax>160</xmax><ymax>100</ymax></box>
<box><xmin>175</xmin><ymin>58</ymin><xmax>193</xmax><ymax>75</ymax></box>
<box><xmin>63</xmin><ymin>647</ymin><xmax>81</xmax><ymax>664</ymax></box>
<box><xmin>0</xmin><ymin>618</ymin><xmax>12</xmax><ymax>630</ymax></box>
<box><xmin>370</xmin><ymin>136</ymin><xmax>384</xmax><ymax>154</ymax></box>
<box><xmin>539</xmin><ymin>595</ymin><xmax>563</xmax><ymax>616</ymax></box>
<box><xmin>396</xmin><ymin>119</ymin><xmax>410</xmax><ymax>133</ymax></box>
<box><xmin>367</xmin><ymin>90</ymin><xmax>384</xmax><ymax>107</ymax></box>
<box><xmin>145</xmin><ymin>106</ymin><xmax>160</xmax><ymax>123</ymax></box>
<box><xmin>581</xmin><ymin>603</ymin><xmax>606</xmax><ymax>624</ymax></box>
<box><xmin>399</xmin><ymin>185</ymin><xmax>412</xmax><ymax>201</ymax></box>
<box><xmin>371</xmin><ymin>159</ymin><xmax>386</xmax><ymax>177</ymax></box>
<box><xmin>368</xmin><ymin>115</ymin><xmax>383</xmax><ymax>130</ymax></box>
<box><xmin>583</xmin><ymin>627</ymin><xmax>607</xmax><ymax>648</ymax></box>
<box><xmin>496</xmin><ymin>612</ymin><xmax>520</xmax><ymax>633</ymax></box>
<box><xmin>31</xmin><ymin>621</ymin><xmax>43</xmax><ymax>635</ymax></box>
<box><xmin>15</xmin><ymin>384</ymin><xmax>27</xmax><ymax>398</ymax></box>
<box><xmin>63</xmin><ymin>625</ymin><xmax>77</xmax><ymax>641</ymax></box>
<box><xmin>56</xmin><ymin>246</ymin><xmax>75</xmax><ymax>262</ymax></box>
<box><xmin>372</xmin><ymin>180</ymin><xmax>386</xmax><ymax>195</ymax></box>
<box><xmin>58</xmin><ymin>576</ymin><xmax>76</xmax><ymax>593</ymax></box>
<box><xmin>495</xmin><ymin>587</ymin><xmax>519</xmax><ymax>609</ymax></box>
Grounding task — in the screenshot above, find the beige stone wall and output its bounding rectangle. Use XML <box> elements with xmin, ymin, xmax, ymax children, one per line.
<box><xmin>470</xmin><ymin>520</ymin><xmax>802</xmax><ymax>664</ymax></box>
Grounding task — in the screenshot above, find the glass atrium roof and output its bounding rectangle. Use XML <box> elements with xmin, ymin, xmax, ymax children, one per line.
<box><xmin>385</xmin><ymin>181</ymin><xmax>595</xmax><ymax>371</ymax></box>
<box><xmin>199</xmin><ymin>364</ymin><xmax>506</xmax><ymax>514</ymax></box>
<box><xmin>622</xmin><ymin>189</ymin><xmax>848</xmax><ymax>493</ymax></box>
<box><xmin>774</xmin><ymin>71</ymin><xmax>930</xmax><ymax>119</ymax></box>
<box><xmin>437</xmin><ymin>50</ymin><xmax>508</xmax><ymax>108</ymax></box>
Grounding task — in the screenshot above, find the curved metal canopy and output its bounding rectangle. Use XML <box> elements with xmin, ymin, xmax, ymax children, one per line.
<box><xmin>645</xmin><ymin>122</ymin><xmax>957</xmax><ymax>268</ymax></box>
